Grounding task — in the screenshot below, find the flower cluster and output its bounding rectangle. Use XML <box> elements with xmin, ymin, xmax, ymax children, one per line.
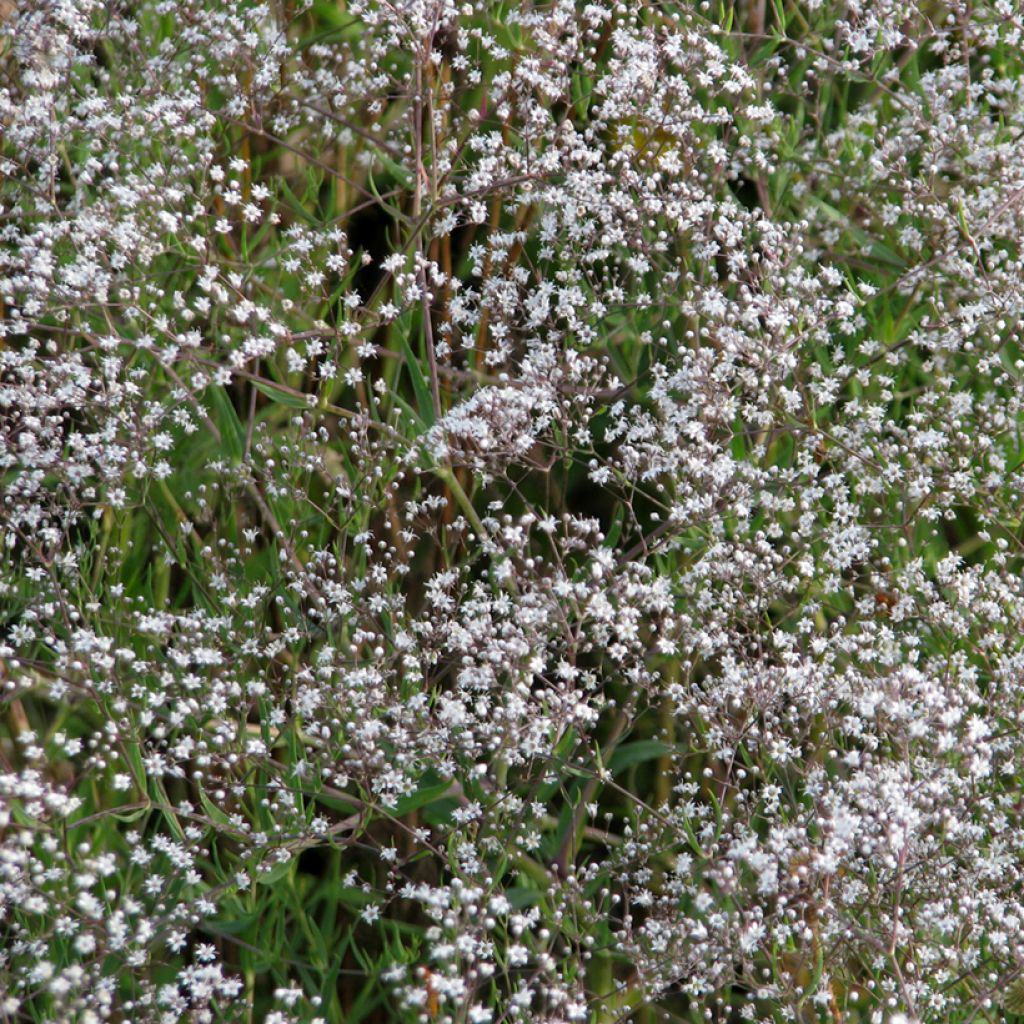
<box><xmin>4</xmin><ymin>0</ymin><xmax>1024</xmax><ymax>1022</ymax></box>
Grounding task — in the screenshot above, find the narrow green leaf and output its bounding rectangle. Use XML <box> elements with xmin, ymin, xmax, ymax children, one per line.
<box><xmin>252</xmin><ymin>380</ymin><xmax>312</xmax><ymax>409</ymax></box>
<box><xmin>376</xmin><ymin>150</ymin><xmax>413</xmax><ymax>190</ymax></box>
<box><xmin>255</xmin><ymin>857</ymin><xmax>295</xmax><ymax>887</ymax></box>
<box><xmin>571</xmin><ymin>70</ymin><xmax>592</xmax><ymax>120</ymax></box>
<box><xmin>204</xmin><ymin>911</ymin><xmax>261</xmax><ymax>937</ymax></box>
<box><xmin>391</xmin><ymin>778</ymin><xmax>453</xmax><ymax>816</ymax></box>
<box><xmin>275</xmin><ymin>174</ymin><xmax>317</xmax><ymax>225</ymax></box>
<box><xmin>198</xmin><ymin>788</ymin><xmax>234</xmax><ymax>828</ymax></box>
<box><xmin>603</xmin><ymin>505</ymin><xmax>625</xmax><ymax>549</ymax></box>
<box><xmin>207</xmin><ymin>386</ymin><xmax>246</xmax><ymax>465</ymax></box>
<box><xmin>608</xmin><ymin>739</ymin><xmax>675</xmax><ymax>774</ymax></box>
<box><xmin>111</xmin><ymin>804</ymin><xmax>151</xmax><ymax>824</ymax></box>
<box><xmin>398</xmin><ymin>320</ymin><xmax>436</xmax><ymax>427</ymax></box>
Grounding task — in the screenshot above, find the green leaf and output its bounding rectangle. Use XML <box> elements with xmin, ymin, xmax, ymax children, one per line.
<box><xmin>111</xmin><ymin>803</ymin><xmax>151</xmax><ymax>824</ymax></box>
<box><xmin>398</xmin><ymin>316</ymin><xmax>436</xmax><ymax>427</ymax></box>
<box><xmin>326</xmin><ymin>885</ymin><xmax>375</xmax><ymax>909</ymax></box>
<box><xmin>313</xmin><ymin>791</ymin><xmax>363</xmax><ymax>816</ymax></box>
<box><xmin>255</xmin><ymin>857</ymin><xmax>295</xmax><ymax>887</ymax></box>
<box><xmin>388</xmin><ymin>390</ymin><xmax>427</xmax><ymax>439</ymax></box>
<box><xmin>204</xmin><ymin>910</ymin><xmax>261</xmax><ymax>937</ymax></box>
<box><xmin>376</xmin><ymin>150</ymin><xmax>413</xmax><ymax>190</ymax></box>
<box><xmin>608</xmin><ymin>740</ymin><xmax>675</xmax><ymax>774</ymax></box>
<box><xmin>806</xmin><ymin>195</ymin><xmax>904</xmax><ymax>268</ymax></box>
<box><xmin>198</xmin><ymin>788</ymin><xmax>234</xmax><ymax>828</ymax></box>
<box><xmin>252</xmin><ymin>380</ymin><xmax>312</xmax><ymax>409</ymax></box>
<box><xmin>366</xmin><ymin>169</ymin><xmax>405</xmax><ymax>221</ymax></box>
<box><xmin>207</xmin><ymin>385</ymin><xmax>246</xmax><ymax>465</ymax></box>
<box><xmin>343</xmin><ymin>977</ymin><xmax>384</xmax><ymax>1024</ymax></box>
<box><xmin>571</xmin><ymin>70</ymin><xmax>592</xmax><ymax>120</ymax></box>
<box><xmin>602</xmin><ymin>505</ymin><xmax>625</xmax><ymax>549</ymax></box>
<box><xmin>149</xmin><ymin>776</ymin><xmax>187</xmax><ymax>842</ymax></box>
<box><xmin>507</xmin><ymin>885</ymin><xmax>543</xmax><ymax>909</ymax></box>
<box><xmin>539</xmin><ymin>800</ymin><xmax>576</xmax><ymax>862</ymax></box>
<box><xmin>276</xmin><ymin>174</ymin><xmax>317</xmax><ymax>225</ymax></box>
<box><xmin>124</xmin><ymin>739</ymin><xmax>147</xmax><ymax>790</ymax></box>
<box><xmin>1004</xmin><ymin>977</ymin><xmax>1024</xmax><ymax>1016</ymax></box>
<box><xmin>309</xmin><ymin>0</ymin><xmax>358</xmax><ymax>33</ymax></box>
<box><xmin>391</xmin><ymin>777</ymin><xmax>453</xmax><ymax>816</ymax></box>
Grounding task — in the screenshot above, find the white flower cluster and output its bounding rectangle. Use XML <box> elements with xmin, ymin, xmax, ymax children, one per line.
<box><xmin>4</xmin><ymin>0</ymin><xmax>1024</xmax><ymax>1021</ymax></box>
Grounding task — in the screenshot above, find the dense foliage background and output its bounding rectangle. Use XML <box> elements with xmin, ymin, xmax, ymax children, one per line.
<box><xmin>4</xmin><ymin>0</ymin><xmax>1024</xmax><ymax>1021</ymax></box>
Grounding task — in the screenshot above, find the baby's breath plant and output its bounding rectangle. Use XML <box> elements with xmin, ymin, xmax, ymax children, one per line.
<box><xmin>4</xmin><ymin>0</ymin><xmax>1024</xmax><ymax>1022</ymax></box>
